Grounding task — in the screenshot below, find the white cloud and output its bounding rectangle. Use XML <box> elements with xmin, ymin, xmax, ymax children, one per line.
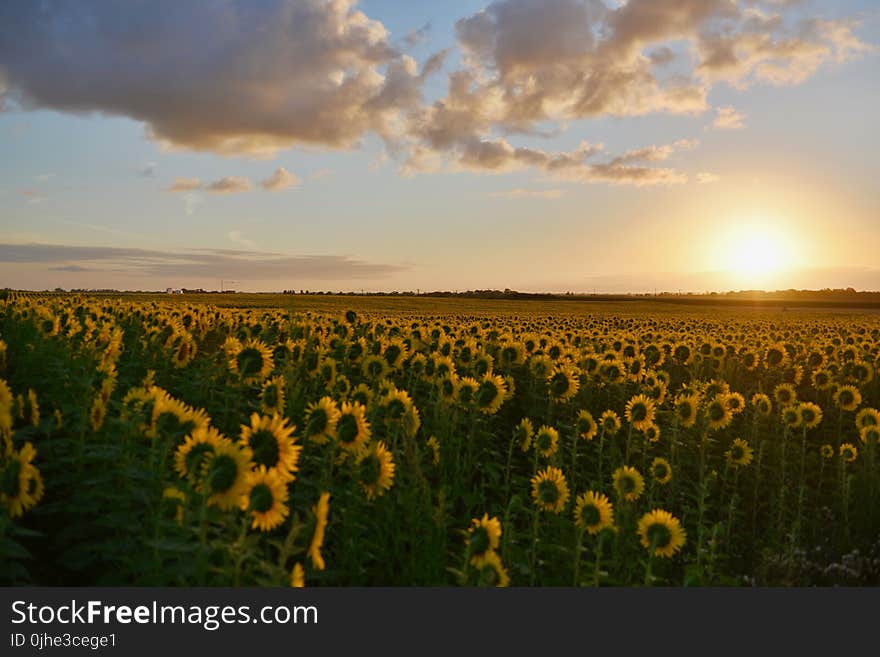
<box><xmin>260</xmin><ymin>167</ymin><xmax>300</xmax><ymax>191</ymax></box>
<box><xmin>713</xmin><ymin>106</ymin><xmax>746</xmax><ymax>130</ymax></box>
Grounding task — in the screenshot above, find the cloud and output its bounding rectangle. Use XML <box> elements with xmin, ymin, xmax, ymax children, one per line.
<box><xmin>403</xmin><ymin>22</ymin><xmax>431</xmax><ymax>48</ymax></box>
<box><xmin>260</xmin><ymin>167</ymin><xmax>300</xmax><ymax>191</ymax></box>
<box><xmin>696</xmin><ymin>172</ymin><xmax>720</xmax><ymax>184</ymax></box>
<box><xmin>0</xmin><ymin>0</ymin><xmax>872</xmax><ymax>184</ymax></box>
<box><xmin>47</xmin><ymin>264</ymin><xmax>98</xmax><ymax>272</ymax></box>
<box><xmin>0</xmin><ymin>0</ymin><xmax>421</xmax><ymax>157</ymax></box>
<box><xmin>228</xmin><ymin>230</ymin><xmax>258</xmax><ymax>250</ymax></box>
<box><xmin>309</xmin><ymin>168</ymin><xmax>333</xmax><ymax>181</ymax></box>
<box><xmin>204</xmin><ymin>176</ymin><xmax>253</xmax><ymax>194</ymax></box>
<box><xmin>0</xmin><ymin>242</ymin><xmax>407</xmax><ymax>281</ymax></box>
<box><xmin>489</xmin><ymin>188</ymin><xmax>564</xmax><ymax>199</ymax></box>
<box><xmin>19</xmin><ymin>189</ymin><xmax>46</xmax><ymax>204</ymax></box>
<box><xmin>137</xmin><ymin>162</ymin><xmax>157</xmax><ymax>177</ymax></box>
<box><xmin>712</xmin><ymin>106</ymin><xmax>746</xmax><ymax>129</ymax></box>
<box><xmin>166</xmin><ymin>178</ymin><xmax>201</xmax><ymax>193</ymax></box>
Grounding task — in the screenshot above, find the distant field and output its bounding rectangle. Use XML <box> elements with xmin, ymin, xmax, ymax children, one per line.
<box><xmin>40</xmin><ymin>291</ymin><xmax>880</xmax><ymax>316</ymax></box>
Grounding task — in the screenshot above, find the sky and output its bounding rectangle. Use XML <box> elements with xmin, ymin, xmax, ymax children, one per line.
<box><xmin>0</xmin><ymin>0</ymin><xmax>878</xmax><ymax>293</ymax></box>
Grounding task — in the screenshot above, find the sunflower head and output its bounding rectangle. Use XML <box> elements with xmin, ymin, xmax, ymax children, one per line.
<box><xmin>530</xmin><ymin>466</ymin><xmax>570</xmax><ymax>514</ymax></box>
<box><xmin>514</xmin><ymin>418</ymin><xmax>534</xmax><ymax>451</ymax></box>
<box><xmin>575</xmin><ymin>410</ymin><xmax>598</xmax><ymax>441</ymax></box>
<box><xmin>357</xmin><ymin>441</ymin><xmax>395</xmax><ymax>501</ymax></box>
<box><xmin>533</xmin><ymin>425</ymin><xmax>559</xmax><ymax>458</ymax></box>
<box><xmin>650</xmin><ymin>457</ymin><xmax>672</xmax><ymax>485</ymax></box>
<box><xmin>612</xmin><ymin>465</ymin><xmax>645</xmax><ymax>502</ymax></box>
<box><xmin>573</xmin><ymin>491</ymin><xmax>614</xmax><ymax>535</ymax></box>
<box><xmin>467</xmin><ymin>514</ymin><xmax>502</xmax><ymax>566</ymax></box>
<box><xmin>304</xmin><ymin>396</ymin><xmax>341</xmax><ymax>444</ymax></box>
<box><xmin>725</xmin><ymin>438</ymin><xmax>754</xmax><ymax>468</ymax></box>
<box><xmin>600</xmin><ymin>410</ymin><xmax>621</xmax><ymax>436</ymax></box>
<box><xmin>840</xmin><ymin>443</ymin><xmax>858</xmax><ymax>463</ymax></box>
<box><xmin>638</xmin><ymin>509</ymin><xmax>686</xmax><ymax>558</ymax></box>
<box><xmin>240</xmin><ymin>466</ymin><xmax>290</xmax><ymax>532</ymax></box>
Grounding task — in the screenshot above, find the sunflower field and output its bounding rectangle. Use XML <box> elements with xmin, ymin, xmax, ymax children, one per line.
<box><xmin>2</xmin><ymin>291</ymin><xmax>879</xmax><ymax>586</ymax></box>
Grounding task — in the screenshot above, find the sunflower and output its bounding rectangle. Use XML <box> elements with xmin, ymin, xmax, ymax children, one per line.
<box><xmin>290</xmin><ymin>563</ymin><xmax>306</xmax><ymax>588</ymax></box>
<box><xmin>24</xmin><ymin>389</ymin><xmax>39</xmax><ymax>427</ymax></box>
<box><xmin>260</xmin><ymin>376</ymin><xmax>286</xmax><ymax>416</ymax></box>
<box><xmin>643</xmin><ymin>423</ymin><xmax>661</xmax><ymax>443</ymax></box>
<box><xmin>350</xmin><ymin>383</ymin><xmax>374</xmax><ymax>409</ymax></box>
<box><xmin>839</xmin><ymin>443</ymin><xmax>858</xmax><ymax>463</ymax></box>
<box><xmin>455</xmin><ymin>376</ymin><xmax>480</xmax><ymax>408</ymax></box>
<box><xmin>674</xmin><ymin>395</ymin><xmax>698</xmax><ymax>428</ymax></box>
<box><xmin>798</xmin><ymin>402</ymin><xmax>823</xmax><ymax>430</ymax></box>
<box><xmin>161</xmin><ymin>486</ymin><xmax>186</xmax><ymax>525</ymax></box>
<box><xmin>336</xmin><ymin>402</ymin><xmax>371</xmax><ymax>453</ymax></box>
<box><xmin>625</xmin><ymin>394</ymin><xmax>656</xmax><ymax>432</ymax></box>
<box><xmin>833</xmin><ymin>385</ymin><xmax>862</xmax><ymax>412</ymax></box>
<box><xmin>357</xmin><ymin>441</ymin><xmax>395</xmax><ymax>501</ymax></box>
<box><xmin>90</xmin><ymin>396</ymin><xmax>107</xmax><ymax>431</ymax></box>
<box><xmin>855</xmin><ymin>407</ymin><xmax>880</xmax><ymax>431</ymax></box>
<box><xmin>780</xmin><ymin>405</ymin><xmax>803</xmax><ymax>430</ymax></box>
<box><xmin>650</xmin><ymin>457</ymin><xmax>672</xmax><ymax>485</ymax></box>
<box><xmin>426</xmin><ymin>436</ymin><xmax>441</xmax><ymax>465</ymax></box>
<box><xmin>812</xmin><ymin>368</ymin><xmax>834</xmax><ymax>391</ymax></box>
<box><xmin>515</xmin><ymin>418</ymin><xmax>534</xmax><ymax>452</ymax></box>
<box><xmin>303</xmin><ymin>396</ymin><xmax>341</xmax><ymax>444</ymax></box>
<box><xmin>705</xmin><ymin>394</ymin><xmax>733</xmax><ymax>432</ymax></box>
<box><xmin>547</xmin><ymin>366</ymin><xmax>580</xmax><ymax>403</ymax></box>
<box><xmin>772</xmin><ymin>383</ymin><xmax>797</xmax><ymax>408</ymax></box>
<box><xmin>529</xmin><ymin>354</ymin><xmax>555</xmax><ymax>380</ymax></box>
<box><xmin>638</xmin><ymin>509</ymin><xmax>687</xmax><ymax>558</ymax></box>
<box><xmin>228</xmin><ymin>338</ymin><xmax>274</xmax><ymax>384</ymax></box>
<box><xmin>725</xmin><ymin>392</ymin><xmax>746</xmax><ymax>415</ymax></box>
<box><xmin>612</xmin><ymin>465</ymin><xmax>645</xmax><ymax>502</ymax></box>
<box><xmin>820</xmin><ymin>444</ymin><xmax>834</xmax><ymax>459</ymax></box>
<box><xmin>533</xmin><ymin>425</ymin><xmax>559</xmax><ymax>458</ymax></box>
<box><xmin>170</xmin><ymin>334</ymin><xmax>197</xmax><ymax>368</ymax></box>
<box><xmin>474</xmin><ymin>373</ymin><xmax>507</xmax><ymax>415</ymax></box>
<box><xmin>198</xmin><ymin>440</ymin><xmax>251</xmax><ymax>511</ymax></box>
<box><xmin>308</xmin><ymin>491</ymin><xmax>331</xmax><ymax>571</ymax></box>
<box><xmin>0</xmin><ymin>442</ymin><xmax>42</xmax><ymax>518</ymax></box>
<box><xmin>240</xmin><ymin>413</ymin><xmax>300</xmax><ymax>481</ymax></box>
<box><xmin>575</xmin><ymin>410</ymin><xmax>598</xmax><ymax>441</ymax></box>
<box><xmin>467</xmin><ymin>514</ymin><xmax>502</xmax><ymax>567</ymax></box>
<box><xmin>435</xmin><ymin>374</ymin><xmax>458</xmax><ymax>404</ymax></box>
<box><xmin>0</xmin><ymin>379</ymin><xmax>12</xmax><ymax>437</ymax></box>
<box><xmin>764</xmin><ymin>344</ymin><xmax>789</xmax><ymax>369</ymax></box>
<box><xmin>672</xmin><ymin>343</ymin><xmax>693</xmax><ymax>365</ymax></box>
<box><xmin>361</xmin><ymin>354</ymin><xmax>390</xmax><ymax>381</ymax></box>
<box><xmin>573</xmin><ymin>491</ymin><xmax>614</xmax><ymax>535</ymax></box>
<box><xmin>241</xmin><ymin>466</ymin><xmax>290</xmax><ymax>532</ymax></box>
<box><xmin>860</xmin><ymin>426</ymin><xmax>880</xmax><ymax>445</ymax></box>
<box><xmin>726</xmin><ymin>438</ymin><xmax>754</xmax><ymax>468</ymax></box>
<box><xmin>475</xmin><ymin>550</ymin><xmax>510</xmax><ymax>587</ymax></box>
<box><xmin>174</xmin><ymin>426</ymin><xmax>225</xmax><ymax>481</ymax></box>
<box><xmin>150</xmin><ymin>394</ymin><xmax>209</xmax><ymax>442</ymax></box>
<box><xmin>600</xmin><ymin>410</ymin><xmax>621</xmax><ymax>436</ymax></box>
<box><xmin>751</xmin><ymin>393</ymin><xmax>773</xmax><ymax>417</ymax></box>
<box><xmin>531</xmin><ymin>466</ymin><xmax>570</xmax><ymax>514</ymax></box>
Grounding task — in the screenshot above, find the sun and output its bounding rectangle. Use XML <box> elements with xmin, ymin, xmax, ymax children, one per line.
<box><xmin>720</xmin><ymin>222</ymin><xmax>795</xmax><ymax>286</ymax></box>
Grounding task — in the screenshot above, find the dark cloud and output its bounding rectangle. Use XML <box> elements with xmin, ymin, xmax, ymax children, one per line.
<box><xmin>0</xmin><ymin>0</ymin><xmax>420</xmax><ymax>156</ymax></box>
<box><xmin>204</xmin><ymin>176</ymin><xmax>253</xmax><ymax>194</ymax></box>
<box><xmin>0</xmin><ymin>243</ymin><xmax>407</xmax><ymax>281</ymax></box>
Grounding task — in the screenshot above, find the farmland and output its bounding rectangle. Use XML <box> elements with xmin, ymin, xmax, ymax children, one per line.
<box><xmin>2</xmin><ymin>291</ymin><xmax>879</xmax><ymax>586</ymax></box>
